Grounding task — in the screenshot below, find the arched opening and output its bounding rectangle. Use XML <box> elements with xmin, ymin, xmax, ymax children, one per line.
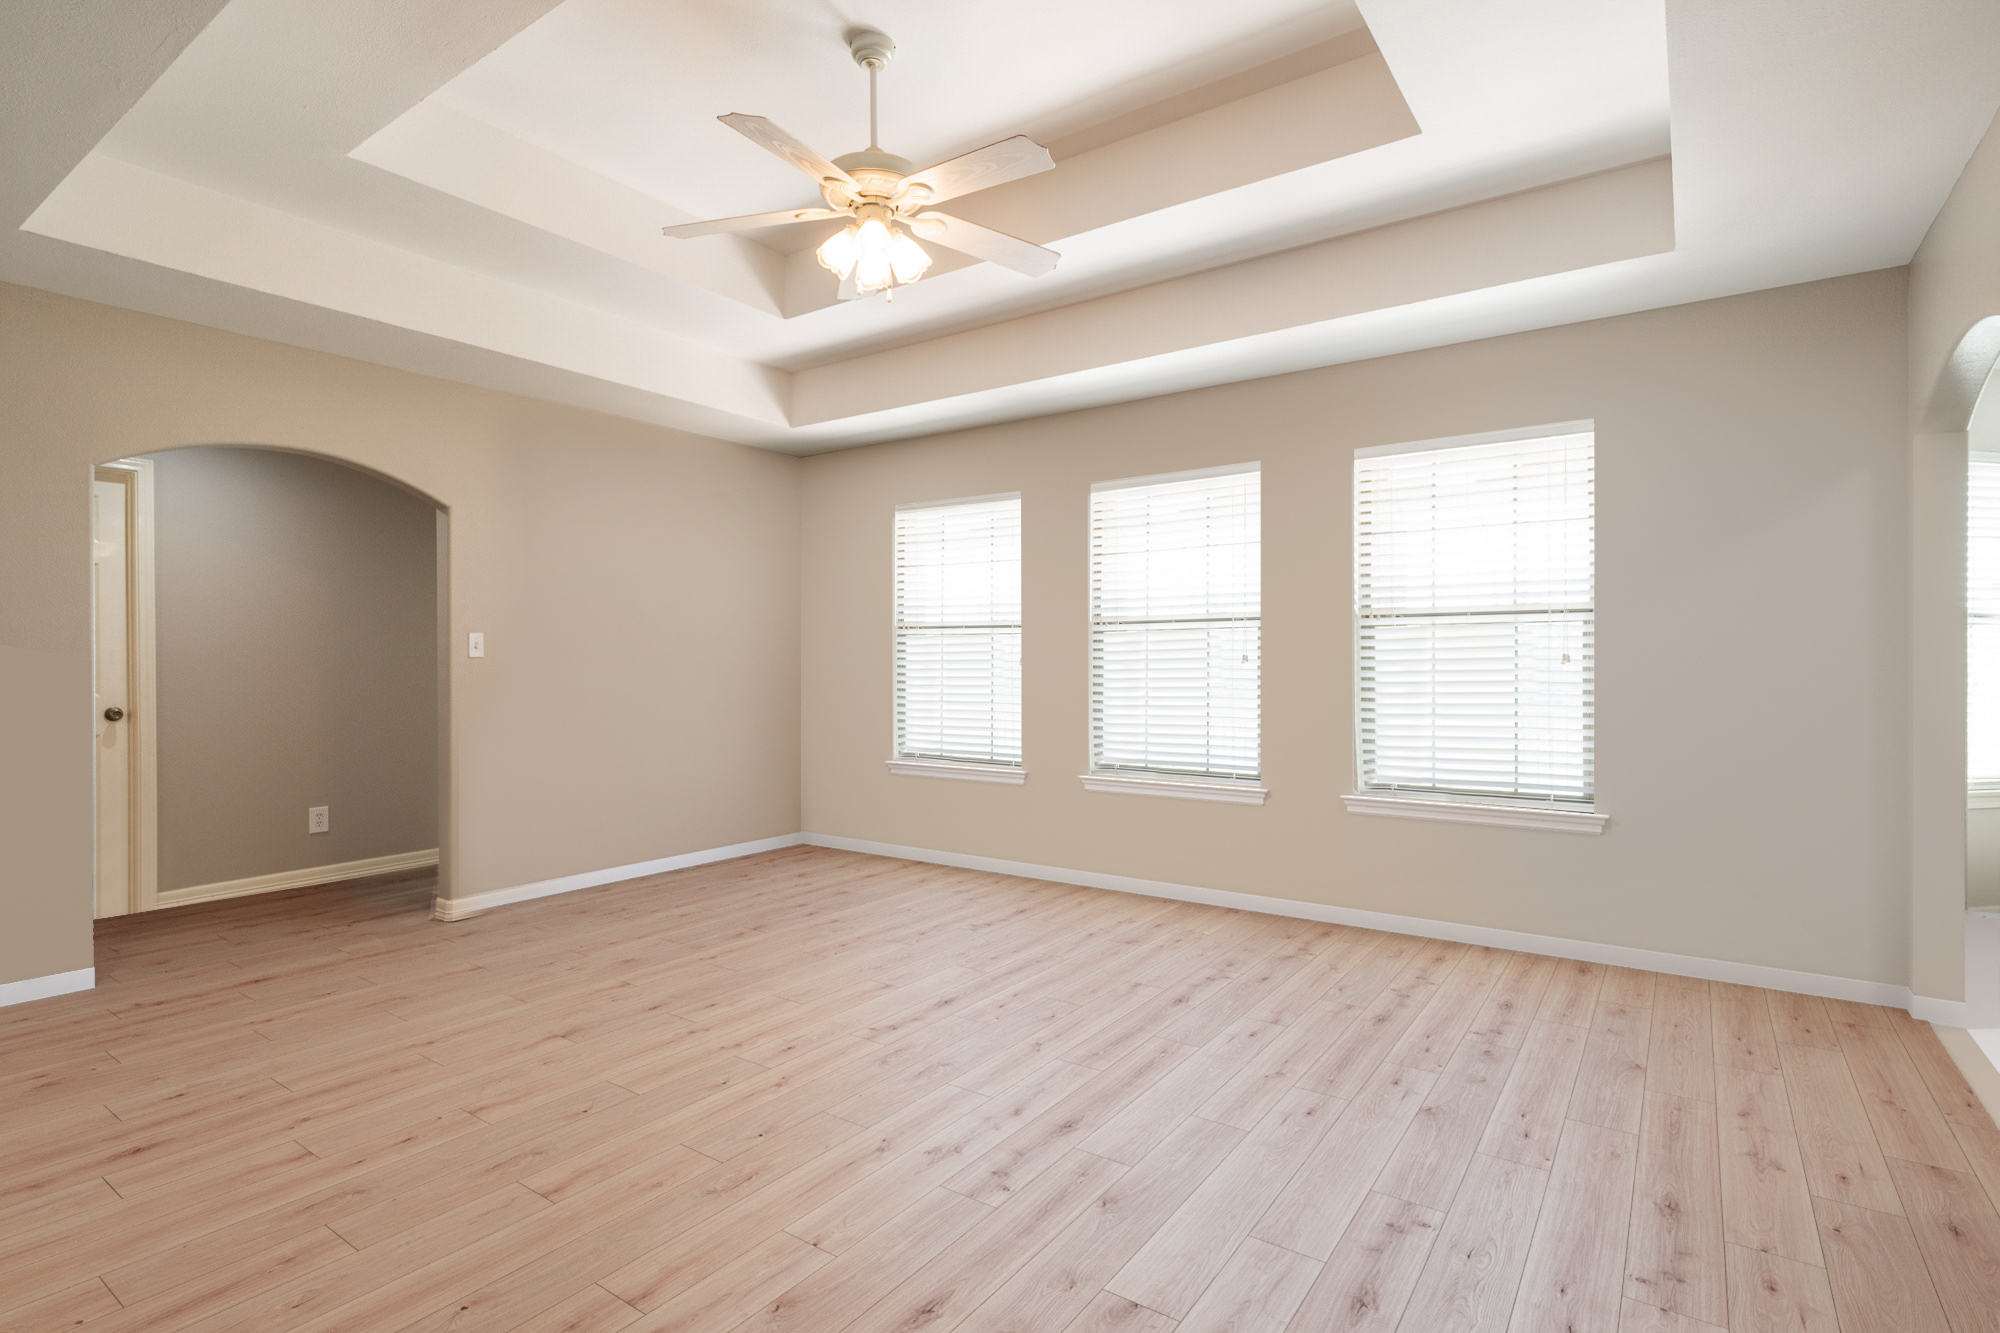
<box><xmin>90</xmin><ymin>444</ymin><xmax>450</xmax><ymax>920</ymax></box>
<box><xmin>1911</xmin><ymin>319</ymin><xmax>2000</xmax><ymax>1028</ymax></box>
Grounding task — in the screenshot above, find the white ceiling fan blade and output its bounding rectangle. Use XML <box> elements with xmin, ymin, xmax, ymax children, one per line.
<box><xmin>896</xmin><ymin>136</ymin><xmax>1053</xmax><ymax>206</ymax></box>
<box><xmin>719</xmin><ymin>113</ymin><xmax>858</xmax><ymax>188</ymax></box>
<box><xmin>908</xmin><ymin>212</ymin><xmax>1060</xmax><ymax>277</ymax></box>
<box><xmin>662</xmin><ymin>207</ymin><xmax>844</xmax><ymax>238</ymax></box>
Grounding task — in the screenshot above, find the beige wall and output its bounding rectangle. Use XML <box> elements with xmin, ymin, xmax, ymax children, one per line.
<box><xmin>0</xmin><ymin>281</ymin><xmax>801</xmax><ymax>988</ymax></box>
<box><xmin>148</xmin><ymin>446</ymin><xmax>438</xmax><ymax>890</ymax></box>
<box><xmin>802</xmin><ymin>271</ymin><xmax>1912</xmax><ymax>987</ymax></box>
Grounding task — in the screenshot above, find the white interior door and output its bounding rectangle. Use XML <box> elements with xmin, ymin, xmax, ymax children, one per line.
<box><xmin>94</xmin><ymin>473</ymin><xmax>133</xmax><ymax>918</ymax></box>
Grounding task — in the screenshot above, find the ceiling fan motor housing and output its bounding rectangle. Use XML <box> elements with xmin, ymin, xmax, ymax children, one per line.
<box><xmin>845</xmin><ymin>27</ymin><xmax>895</xmax><ymax>69</ymax></box>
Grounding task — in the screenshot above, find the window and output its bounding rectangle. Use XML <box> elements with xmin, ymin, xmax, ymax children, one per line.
<box><xmin>1088</xmin><ymin>465</ymin><xmax>1261</xmax><ymax>790</ymax></box>
<box><xmin>1353</xmin><ymin>426</ymin><xmax>1594</xmax><ymax>809</ymax></box>
<box><xmin>1971</xmin><ymin>452</ymin><xmax>2000</xmax><ymax>793</ymax></box>
<box><xmin>893</xmin><ymin>495</ymin><xmax>1022</xmax><ymax>771</ymax></box>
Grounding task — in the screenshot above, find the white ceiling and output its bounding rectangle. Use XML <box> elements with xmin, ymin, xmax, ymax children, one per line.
<box><xmin>2</xmin><ymin>0</ymin><xmax>1997</xmax><ymax>453</ymax></box>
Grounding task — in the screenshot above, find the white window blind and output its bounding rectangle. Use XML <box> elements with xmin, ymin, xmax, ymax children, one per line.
<box><xmin>1090</xmin><ymin>465</ymin><xmax>1260</xmax><ymax>782</ymax></box>
<box><xmin>894</xmin><ymin>495</ymin><xmax>1022</xmax><ymax>767</ymax></box>
<box><xmin>1970</xmin><ymin>453</ymin><xmax>2000</xmax><ymax>790</ymax></box>
<box><xmin>1355</xmin><ymin>428</ymin><xmax>1594</xmax><ymax>806</ymax></box>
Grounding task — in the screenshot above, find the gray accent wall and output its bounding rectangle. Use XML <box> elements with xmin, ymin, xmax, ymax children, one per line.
<box><xmin>148</xmin><ymin>447</ymin><xmax>439</xmax><ymax>890</ymax></box>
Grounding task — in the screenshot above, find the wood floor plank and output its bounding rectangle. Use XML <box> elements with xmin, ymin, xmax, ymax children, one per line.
<box><xmin>1385</xmin><ymin>965</ymin><xmax>1500</xmax><ymax>1074</ymax></box>
<box><xmin>0</xmin><ymin>1277</ymin><xmax>121</xmax><ymax>1331</ymax></box>
<box><xmin>955</xmin><ymin>1113</ymin><xmax>1243</xmax><ymax>1333</ymax></box>
<box><xmin>1712</xmin><ymin>983</ymin><xmax>1781</xmax><ymax>1075</ymax></box>
<box><xmin>1106</xmin><ymin>1087</ymin><xmax>1341</xmax><ymax>1320</ymax></box>
<box><xmin>1507</xmin><ymin>1119</ymin><xmax>1638</xmax><ymax>1333</ymax></box>
<box><xmin>1779</xmin><ymin>1042</ymin><xmax>1903</xmax><ymax>1215</ymax></box>
<box><xmin>1889</xmin><ymin>1012</ymin><xmax>1993</xmax><ymax>1129</ymax></box>
<box><xmin>1624</xmin><ymin>1091</ymin><xmax>1728</xmax><ymax>1327</ymax></box>
<box><xmin>1398</xmin><ymin>1152</ymin><xmax>1548</xmax><ymax>1333</ymax></box>
<box><xmin>1534</xmin><ymin>960</ymin><xmax>1605</xmax><ymax>1027</ymax></box>
<box><xmin>1477</xmin><ymin>1020</ymin><xmax>1588</xmax><ymax>1170</ymax></box>
<box><xmin>1251</xmin><ymin>1061</ymin><xmax>1434</xmax><ymax>1259</ymax></box>
<box><xmin>1281</xmin><ymin>1190</ymin><xmax>1441</xmax><ymax>1333</ymax></box>
<box><xmin>1768</xmin><ymin>992</ymin><xmax>1840</xmax><ymax>1050</ymax></box>
<box><xmin>785</xmin><ymin>1057</ymin><xmax>1097</xmax><ymax>1255</ymax></box>
<box><xmin>1956</xmin><ymin>1118</ymin><xmax>2000</xmax><ymax>1214</ymax></box>
<box><xmin>1063</xmin><ymin>1290</ymin><xmax>1181</xmax><ymax>1333</ymax></box>
<box><xmin>508</xmin><ymin>1284</ymin><xmax>645</xmax><ymax>1333</ymax></box>
<box><xmin>1375</xmin><ymin>1037</ymin><xmax>1518</xmax><ymax>1213</ymax></box>
<box><xmin>620</xmin><ymin>1229</ymin><xmax>832</xmax><ymax>1333</ymax></box>
<box><xmin>731</xmin><ymin>1187</ymin><xmax>991</xmax><ymax>1333</ymax></box>
<box><xmin>1467</xmin><ymin>954</ymin><xmax>1556</xmax><ymax>1050</ymax></box>
<box><xmin>1194</xmin><ymin>1002</ymin><xmax>1350</xmax><ymax>1132</ymax></box>
<box><xmin>1834</xmin><ymin>1023</ymin><xmax>1970</xmax><ymax>1171</ymax></box>
<box><xmin>946</xmin><ymin>1037</ymin><xmax>1193</xmax><ymax>1205</ymax></box>
<box><xmin>1568</xmin><ymin>1001</ymin><xmax>1651</xmax><ymax>1135</ymax></box>
<box><xmin>1174</xmin><ymin>1237</ymin><xmax>1320</xmax><ymax>1333</ymax></box>
<box><xmin>1813</xmin><ymin>1195</ymin><xmax>1951</xmax><ymax>1333</ymax></box>
<box><xmin>1715</xmin><ymin>1063</ymin><xmax>1823</xmax><ymax>1266</ymax></box>
<box><xmin>1723</xmin><ymin>1243</ymin><xmax>1837</xmax><ymax>1333</ymax></box>
<box><xmin>1600</xmin><ymin>967</ymin><xmax>1659</xmax><ymax>1012</ymax></box>
<box><xmin>1645</xmin><ymin>984</ymin><xmax>1716</xmax><ymax>1104</ymax></box>
<box><xmin>843</xmin><ymin>1149</ymin><xmax>1126</xmax><ymax>1333</ymax></box>
<box><xmin>1884</xmin><ymin>1155</ymin><xmax>2000</xmax><ymax>1333</ymax></box>
<box><xmin>1619</xmin><ymin>1297</ymin><xmax>1725</xmax><ymax>1332</ymax></box>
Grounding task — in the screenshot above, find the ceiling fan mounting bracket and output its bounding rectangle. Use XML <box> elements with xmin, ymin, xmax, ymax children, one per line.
<box><xmin>844</xmin><ymin>27</ymin><xmax>896</xmax><ymax>70</ymax></box>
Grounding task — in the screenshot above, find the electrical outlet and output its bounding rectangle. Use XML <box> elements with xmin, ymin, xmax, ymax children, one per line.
<box><xmin>308</xmin><ymin>805</ymin><xmax>330</xmax><ymax>834</ymax></box>
<box><xmin>468</xmin><ymin>631</ymin><xmax>485</xmax><ymax>658</ymax></box>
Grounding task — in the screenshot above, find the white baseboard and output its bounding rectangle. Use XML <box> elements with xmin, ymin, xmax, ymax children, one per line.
<box><xmin>804</xmin><ymin>832</ymin><xmax>1962</xmax><ymax>1021</ymax></box>
<box><xmin>157</xmin><ymin>849</ymin><xmax>439</xmax><ymax>909</ymax></box>
<box><xmin>433</xmin><ymin>833</ymin><xmax>807</xmax><ymax>921</ymax></box>
<box><xmin>0</xmin><ymin>966</ymin><xmax>95</xmax><ymax>1010</ymax></box>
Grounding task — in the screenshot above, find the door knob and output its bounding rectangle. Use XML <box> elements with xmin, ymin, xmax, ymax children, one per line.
<box><xmin>103</xmin><ymin>706</ymin><xmax>124</xmax><ymax>722</ymax></box>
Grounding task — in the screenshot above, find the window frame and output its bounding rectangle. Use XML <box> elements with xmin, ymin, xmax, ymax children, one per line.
<box><xmin>890</xmin><ymin>491</ymin><xmax>1024</xmax><ymax>778</ymax></box>
<box><xmin>1085</xmin><ymin>462</ymin><xmax>1264</xmax><ymax>800</ymax></box>
<box><xmin>1346</xmin><ymin>422</ymin><xmax>1600</xmax><ymax>830</ymax></box>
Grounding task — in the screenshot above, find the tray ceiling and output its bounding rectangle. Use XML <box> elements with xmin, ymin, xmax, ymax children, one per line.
<box><xmin>3</xmin><ymin>0</ymin><xmax>1997</xmax><ymax>452</ymax></box>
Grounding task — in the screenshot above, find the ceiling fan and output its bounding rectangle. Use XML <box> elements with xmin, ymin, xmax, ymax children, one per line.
<box><xmin>660</xmin><ymin>28</ymin><xmax>1059</xmax><ymax>301</ymax></box>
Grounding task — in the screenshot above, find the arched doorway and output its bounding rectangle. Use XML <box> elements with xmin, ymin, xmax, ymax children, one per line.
<box><xmin>92</xmin><ymin>444</ymin><xmax>450</xmax><ymax>918</ymax></box>
<box><xmin>1911</xmin><ymin>318</ymin><xmax>2000</xmax><ymax>1027</ymax></box>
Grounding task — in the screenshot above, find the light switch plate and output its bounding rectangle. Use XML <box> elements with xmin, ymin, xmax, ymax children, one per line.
<box><xmin>468</xmin><ymin>631</ymin><xmax>485</xmax><ymax>658</ymax></box>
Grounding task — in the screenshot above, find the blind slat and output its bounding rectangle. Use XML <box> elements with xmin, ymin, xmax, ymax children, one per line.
<box><xmin>895</xmin><ymin>496</ymin><xmax>1021</xmax><ymax>767</ymax></box>
<box><xmin>1971</xmin><ymin>453</ymin><xmax>2000</xmax><ymax>787</ymax></box>
<box><xmin>1355</xmin><ymin>432</ymin><xmax>1594</xmax><ymax>805</ymax></box>
<box><xmin>1091</xmin><ymin>467</ymin><xmax>1261</xmax><ymax>781</ymax></box>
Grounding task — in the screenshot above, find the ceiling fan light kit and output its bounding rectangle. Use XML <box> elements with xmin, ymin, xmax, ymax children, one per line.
<box><xmin>660</xmin><ymin>26</ymin><xmax>1060</xmax><ymax>303</ymax></box>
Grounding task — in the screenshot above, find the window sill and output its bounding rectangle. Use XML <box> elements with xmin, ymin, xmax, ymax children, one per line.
<box><xmin>1342</xmin><ymin>792</ymin><xmax>1606</xmax><ymax>834</ymax></box>
<box><xmin>886</xmin><ymin>760</ymin><xmax>1025</xmax><ymax>785</ymax></box>
<box><xmin>1079</xmin><ymin>774</ymin><xmax>1267</xmax><ymax>805</ymax></box>
<box><xmin>1971</xmin><ymin>790</ymin><xmax>2000</xmax><ymax>810</ymax></box>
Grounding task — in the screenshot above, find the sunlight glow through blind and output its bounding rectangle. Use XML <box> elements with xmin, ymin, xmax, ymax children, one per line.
<box><xmin>894</xmin><ymin>495</ymin><xmax>1021</xmax><ymax>767</ymax></box>
<box><xmin>1090</xmin><ymin>465</ymin><xmax>1260</xmax><ymax>782</ymax></box>
<box><xmin>1970</xmin><ymin>453</ymin><xmax>2000</xmax><ymax>789</ymax></box>
<box><xmin>1355</xmin><ymin>429</ymin><xmax>1594</xmax><ymax>805</ymax></box>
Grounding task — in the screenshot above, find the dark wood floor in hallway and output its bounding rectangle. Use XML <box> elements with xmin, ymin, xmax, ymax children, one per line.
<box><xmin>4</xmin><ymin>845</ymin><xmax>2000</xmax><ymax>1332</ymax></box>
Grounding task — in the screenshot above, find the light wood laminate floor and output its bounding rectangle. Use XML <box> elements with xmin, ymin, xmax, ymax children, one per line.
<box><xmin>5</xmin><ymin>845</ymin><xmax>2000</xmax><ymax>1333</ymax></box>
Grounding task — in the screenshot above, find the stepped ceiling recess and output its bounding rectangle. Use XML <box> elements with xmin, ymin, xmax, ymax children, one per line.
<box><xmin>5</xmin><ymin>0</ymin><xmax>1999</xmax><ymax>452</ymax></box>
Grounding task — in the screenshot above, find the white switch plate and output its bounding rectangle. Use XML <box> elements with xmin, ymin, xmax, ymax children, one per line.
<box><xmin>308</xmin><ymin>805</ymin><xmax>330</xmax><ymax>834</ymax></box>
<box><xmin>468</xmin><ymin>631</ymin><xmax>485</xmax><ymax>658</ymax></box>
